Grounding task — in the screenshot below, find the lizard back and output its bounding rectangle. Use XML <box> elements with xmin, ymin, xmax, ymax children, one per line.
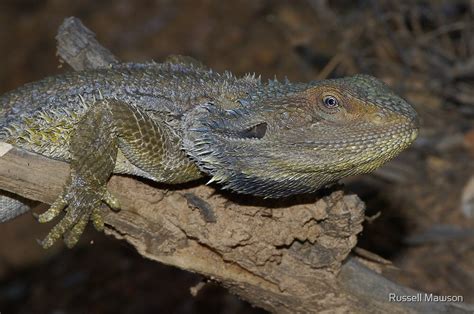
<box><xmin>0</xmin><ymin>61</ymin><xmax>261</xmax><ymax>162</ymax></box>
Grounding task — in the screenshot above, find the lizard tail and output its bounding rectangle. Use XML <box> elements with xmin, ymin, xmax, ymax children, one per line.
<box><xmin>0</xmin><ymin>191</ymin><xmax>35</xmax><ymax>222</ymax></box>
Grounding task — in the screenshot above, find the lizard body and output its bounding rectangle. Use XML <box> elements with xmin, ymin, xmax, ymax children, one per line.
<box><xmin>0</xmin><ymin>57</ymin><xmax>419</xmax><ymax>248</ymax></box>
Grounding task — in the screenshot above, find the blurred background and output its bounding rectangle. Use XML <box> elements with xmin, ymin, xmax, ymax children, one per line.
<box><xmin>0</xmin><ymin>0</ymin><xmax>473</xmax><ymax>313</ymax></box>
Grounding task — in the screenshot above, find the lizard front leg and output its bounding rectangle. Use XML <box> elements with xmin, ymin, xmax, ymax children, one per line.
<box><xmin>38</xmin><ymin>99</ymin><xmax>201</xmax><ymax>249</ymax></box>
<box><xmin>38</xmin><ymin>99</ymin><xmax>120</xmax><ymax>248</ymax></box>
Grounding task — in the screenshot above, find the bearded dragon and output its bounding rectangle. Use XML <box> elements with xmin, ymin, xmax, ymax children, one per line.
<box><xmin>0</xmin><ymin>56</ymin><xmax>419</xmax><ymax>248</ymax></box>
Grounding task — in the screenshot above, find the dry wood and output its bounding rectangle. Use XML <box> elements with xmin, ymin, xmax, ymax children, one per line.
<box><xmin>1</xmin><ymin>16</ymin><xmax>472</xmax><ymax>314</ymax></box>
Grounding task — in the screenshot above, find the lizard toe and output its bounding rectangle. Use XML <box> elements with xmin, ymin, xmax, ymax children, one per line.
<box><xmin>39</xmin><ymin>212</ymin><xmax>77</xmax><ymax>249</ymax></box>
<box><xmin>37</xmin><ymin>196</ymin><xmax>67</xmax><ymax>223</ymax></box>
<box><xmin>91</xmin><ymin>207</ymin><xmax>105</xmax><ymax>231</ymax></box>
<box><xmin>64</xmin><ymin>212</ymin><xmax>90</xmax><ymax>248</ymax></box>
<box><xmin>103</xmin><ymin>191</ymin><xmax>120</xmax><ymax>212</ymax></box>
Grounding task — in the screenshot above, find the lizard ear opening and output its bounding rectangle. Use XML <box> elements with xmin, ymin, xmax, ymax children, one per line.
<box><xmin>238</xmin><ymin>122</ymin><xmax>267</xmax><ymax>139</ymax></box>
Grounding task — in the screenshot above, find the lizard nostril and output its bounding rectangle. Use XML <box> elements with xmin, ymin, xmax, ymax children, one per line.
<box><xmin>372</xmin><ymin>113</ymin><xmax>385</xmax><ymax>124</ymax></box>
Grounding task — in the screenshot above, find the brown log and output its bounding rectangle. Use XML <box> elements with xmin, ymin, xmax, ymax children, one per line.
<box><xmin>0</xmin><ymin>17</ymin><xmax>472</xmax><ymax>313</ymax></box>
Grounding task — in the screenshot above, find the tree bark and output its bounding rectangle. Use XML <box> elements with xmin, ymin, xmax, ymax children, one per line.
<box><xmin>0</xmin><ymin>17</ymin><xmax>472</xmax><ymax>314</ymax></box>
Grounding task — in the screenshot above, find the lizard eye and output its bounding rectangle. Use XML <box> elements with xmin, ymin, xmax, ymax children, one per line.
<box><xmin>322</xmin><ymin>95</ymin><xmax>339</xmax><ymax>109</ymax></box>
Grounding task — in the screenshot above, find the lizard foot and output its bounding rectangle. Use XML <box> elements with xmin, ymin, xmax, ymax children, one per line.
<box><xmin>37</xmin><ymin>184</ymin><xmax>120</xmax><ymax>249</ymax></box>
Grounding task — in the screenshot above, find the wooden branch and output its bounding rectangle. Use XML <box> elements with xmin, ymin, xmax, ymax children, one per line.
<box><xmin>56</xmin><ymin>17</ymin><xmax>119</xmax><ymax>70</ymax></box>
<box><xmin>1</xmin><ymin>17</ymin><xmax>472</xmax><ymax>313</ymax></box>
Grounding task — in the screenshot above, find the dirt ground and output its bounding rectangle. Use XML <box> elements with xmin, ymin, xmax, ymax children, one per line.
<box><xmin>0</xmin><ymin>0</ymin><xmax>473</xmax><ymax>313</ymax></box>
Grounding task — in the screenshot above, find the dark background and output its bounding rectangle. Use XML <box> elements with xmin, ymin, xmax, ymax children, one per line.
<box><xmin>0</xmin><ymin>0</ymin><xmax>473</xmax><ymax>313</ymax></box>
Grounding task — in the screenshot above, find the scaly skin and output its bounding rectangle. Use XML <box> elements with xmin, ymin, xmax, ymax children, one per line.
<box><xmin>0</xmin><ymin>57</ymin><xmax>419</xmax><ymax>248</ymax></box>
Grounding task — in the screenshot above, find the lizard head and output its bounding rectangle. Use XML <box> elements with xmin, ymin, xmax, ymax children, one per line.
<box><xmin>183</xmin><ymin>74</ymin><xmax>419</xmax><ymax>198</ymax></box>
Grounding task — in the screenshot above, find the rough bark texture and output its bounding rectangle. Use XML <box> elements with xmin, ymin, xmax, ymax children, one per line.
<box><xmin>0</xmin><ymin>17</ymin><xmax>472</xmax><ymax>314</ymax></box>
